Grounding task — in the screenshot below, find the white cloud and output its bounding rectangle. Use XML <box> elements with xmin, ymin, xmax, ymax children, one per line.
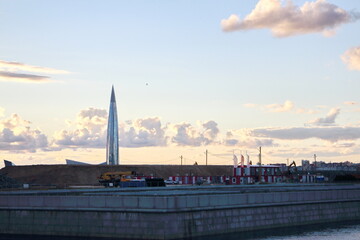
<box><xmin>0</xmin><ymin>114</ymin><xmax>48</xmax><ymax>152</ymax></box>
<box><xmin>0</xmin><ymin>107</ymin><xmax>4</xmax><ymax>117</ymax></box>
<box><xmin>170</xmin><ymin>123</ymin><xmax>207</xmax><ymax>146</ymax></box>
<box><xmin>0</xmin><ymin>60</ymin><xmax>69</xmax><ymax>83</ymax></box>
<box><xmin>341</xmin><ymin>46</ymin><xmax>360</xmax><ymax>71</ymax></box>
<box><xmin>53</xmin><ymin>108</ymin><xmax>107</xmax><ymax>148</ymax></box>
<box><xmin>0</xmin><ymin>60</ymin><xmax>69</xmax><ymax>74</ymax></box>
<box><xmin>266</xmin><ymin>100</ymin><xmax>294</xmax><ymax>112</ymax></box>
<box><xmin>121</xmin><ymin>119</ymin><xmax>219</xmax><ymax>148</ymax></box>
<box><xmin>308</xmin><ymin>108</ymin><xmax>340</xmax><ymax>126</ymax></box>
<box><xmin>244</xmin><ymin>100</ymin><xmax>316</xmax><ymax>114</ymax></box>
<box><xmin>120</xmin><ymin>117</ymin><xmax>167</xmax><ymax>148</ymax></box>
<box><xmin>77</xmin><ymin>108</ymin><xmax>107</xmax><ymax>134</ymax></box>
<box><xmin>170</xmin><ymin>121</ymin><xmax>220</xmax><ymax>146</ymax></box>
<box><xmin>202</xmin><ymin>120</ymin><xmax>220</xmax><ymax>140</ymax></box>
<box><xmin>221</xmin><ymin>0</ymin><xmax>357</xmax><ymax>37</ymax></box>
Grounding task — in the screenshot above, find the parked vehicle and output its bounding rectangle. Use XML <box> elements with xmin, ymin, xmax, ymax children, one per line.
<box><xmin>164</xmin><ymin>180</ymin><xmax>179</xmax><ymax>185</ymax></box>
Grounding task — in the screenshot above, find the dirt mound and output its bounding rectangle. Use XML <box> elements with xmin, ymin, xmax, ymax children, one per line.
<box><xmin>0</xmin><ymin>164</ymin><xmax>233</xmax><ymax>187</ymax></box>
<box><xmin>0</xmin><ymin>173</ymin><xmax>21</xmax><ymax>188</ymax></box>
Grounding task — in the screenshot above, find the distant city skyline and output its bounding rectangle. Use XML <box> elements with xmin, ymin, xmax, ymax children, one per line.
<box><xmin>0</xmin><ymin>0</ymin><xmax>360</xmax><ymax>167</ymax></box>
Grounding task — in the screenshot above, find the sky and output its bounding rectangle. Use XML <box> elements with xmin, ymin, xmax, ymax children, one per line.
<box><xmin>1</xmin><ymin>0</ymin><xmax>360</xmax><ymax>168</ymax></box>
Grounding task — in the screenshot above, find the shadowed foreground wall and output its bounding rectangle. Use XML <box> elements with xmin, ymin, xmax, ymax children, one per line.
<box><xmin>0</xmin><ymin>184</ymin><xmax>360</xmax><ymax>239</ymax></box>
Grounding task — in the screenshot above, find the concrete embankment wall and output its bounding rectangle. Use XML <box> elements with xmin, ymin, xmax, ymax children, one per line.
<box><xmin>1</xmin><ymin>184</ymin><xmax>360</xmax><ymax>239</ymax></box>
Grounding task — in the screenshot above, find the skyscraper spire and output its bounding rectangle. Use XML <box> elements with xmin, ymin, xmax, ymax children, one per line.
<box><xmin>110</xmin><ymin>85</ymin><xmax>116</xmax><ymax>102</ymax></box>
<box><xmin>106</xmin><ymin>85</ymin><xmax>119</xmax><ymax>165</ymax></box>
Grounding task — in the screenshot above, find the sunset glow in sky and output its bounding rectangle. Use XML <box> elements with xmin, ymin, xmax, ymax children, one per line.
<box><xmin>1</xmin><ymin>0</ymin><xmax>360</xmax><ymax>167</ymax></box>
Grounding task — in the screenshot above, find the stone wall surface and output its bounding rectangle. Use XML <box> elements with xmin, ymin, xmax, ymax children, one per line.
<box><xmin>0</xmin><ymin>184</ymin><xmax>360</xmax><ymax>239</ymax></box>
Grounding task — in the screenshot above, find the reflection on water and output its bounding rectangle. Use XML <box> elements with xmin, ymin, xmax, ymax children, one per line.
<box><xmin>192</xmin><ymin>220</ymin><xmax>360</xmax><ymax>240</ymax></box>
<box><xmin>0</xmin><ymin>235</ymin><xmax>111</xmax><ymax>240</ymax></box>
<box><xmin>1</xmin><ymin>221</ymin><xmax>360</xmax><ymax>240</ymax></box>
<box><xmin>261</xmin><ymin>223</ymin><xmax>360</xmax><ymax>240</ymax></box>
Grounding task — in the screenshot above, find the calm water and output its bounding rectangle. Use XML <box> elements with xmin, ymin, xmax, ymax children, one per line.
<box><xmin>1</xmin><ymin>221</ymin><xmax>360</xmax><ymax>240</ymax></box>
<box><xmin>194</xmin><ymin>221</ymin><xmax>360</xmax><ymax>240</ymax></box>
<box><xmin>262</xmin><ymin>224</ymin><xmax>360</xmax><ymax>240</ymax></box>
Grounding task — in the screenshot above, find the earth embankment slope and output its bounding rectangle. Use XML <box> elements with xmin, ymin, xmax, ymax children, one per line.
<box><xmin>0</xmin><ymin>165</ymin><xmax>233</xmax><ymax>186</ymax></box>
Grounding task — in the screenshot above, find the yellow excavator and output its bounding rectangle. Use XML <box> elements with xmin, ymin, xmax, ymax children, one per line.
<box><xmin>98</xmin><ymin>171</ymin><xmax>137</xmax><ymax>187</ymax></box>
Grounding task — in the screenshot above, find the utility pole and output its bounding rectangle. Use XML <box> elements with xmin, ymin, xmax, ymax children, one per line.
<box><xmin>258</xmin><ymin>146</ymin><xmax>262</xmax><ymax>183</ymax></box>
<box><xmin>314</xmin><ymin>154</ymin><xmax>317</xmax><ymax>171</ymax></box>
<box><xmin>180</xmin><ymin>155</ymin><xmax>183</xmax><ymax>177</ymax></box>
<box><xmin>205</xmin><ymin>149</ymin><xmax>208</xmax><ymax>166</ymax></box>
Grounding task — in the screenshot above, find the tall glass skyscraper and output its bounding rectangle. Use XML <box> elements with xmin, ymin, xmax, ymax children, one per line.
<box><xmin>106</xmin><ymin>86</ymin><xmax>119</xmax><ymax>165</ymax></box>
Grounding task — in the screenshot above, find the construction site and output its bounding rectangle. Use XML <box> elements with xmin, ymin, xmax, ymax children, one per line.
<box><xmin>0</xmin><ymin>164</ymin><xmax>233</xmax><ymax>189</ymax></box>
<box><xmin>1</xmin><ymin>161</ymin><xmax>360</xmax><ymax>190</ymax></box>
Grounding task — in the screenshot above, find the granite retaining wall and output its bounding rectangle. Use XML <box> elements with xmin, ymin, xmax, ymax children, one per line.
<box><xmin>0</xmin><ymin>185</ymin><xmax>360</xmax><ymax>239</ymax></box>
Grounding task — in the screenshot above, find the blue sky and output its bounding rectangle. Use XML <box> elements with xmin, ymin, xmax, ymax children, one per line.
<box><xmin>1</xmin><ymin>0</ymin><xmax>360</xmax><ymax>167</ymax></box>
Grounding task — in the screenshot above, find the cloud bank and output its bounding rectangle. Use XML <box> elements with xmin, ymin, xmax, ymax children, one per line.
<box><xmin>0</xmin><ymin>114</ymin><xmax>48</xmax><ymax>152</ymax></box>
<box><xmin>52</xmin><ymin>109</ymin><xmax>222</xmax><ymax>149</ymax></box>
<box><xmin>341</xmin><ymin>46</ymin><xmax>360</xmax><ymax>71</ymax></box>
<box><xmin>221</xmin><ymin>0</ymin><xmax>358</xmax><ymax>37</ymax></box>
<box><xmin>2</xmin><ymin>105</ymin><xmax>360</xmax><ymax>160</ymax></box>
<box><xmin>251</xmin><ymin>126</ymin><xmax>360</xmax><ymax>142</ymax></box>
<box><xmin>224</xmin><ymin>130</ymin><xmax>275</xmax><ymax>148</ymax></box>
